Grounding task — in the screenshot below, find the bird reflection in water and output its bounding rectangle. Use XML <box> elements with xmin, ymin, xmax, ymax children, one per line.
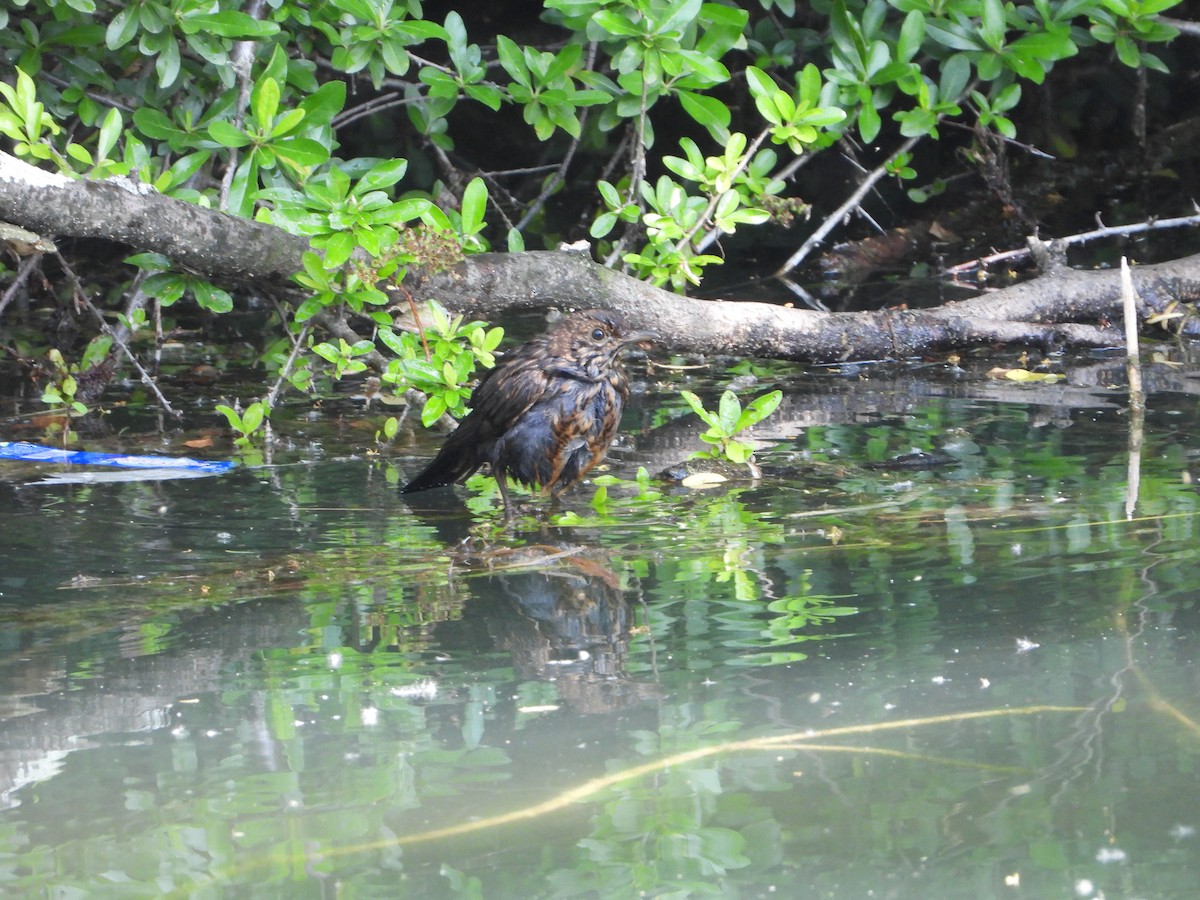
<box><xmin>449</xmin><ymin>544</ymin><xmax>662</xmax><ymax>713</ymax></box>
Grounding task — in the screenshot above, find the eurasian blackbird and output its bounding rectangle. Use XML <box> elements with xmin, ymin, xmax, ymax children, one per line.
<box><xmin>402</xmin><ymin>309</ymin><xmax>657</xmax><ymax>516</ymax></box>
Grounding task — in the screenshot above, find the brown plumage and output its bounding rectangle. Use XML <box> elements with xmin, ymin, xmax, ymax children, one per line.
<box><xmin>402</xmin><ymin>309</ymin><xmax>657</xmax><ymax>515</ymax></box>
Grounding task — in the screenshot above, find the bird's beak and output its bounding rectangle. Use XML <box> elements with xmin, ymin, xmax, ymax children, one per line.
<box><xmin>622</xmin><ymin>329</ymin><xmax>661</xmax><ymax>348</ymax></box>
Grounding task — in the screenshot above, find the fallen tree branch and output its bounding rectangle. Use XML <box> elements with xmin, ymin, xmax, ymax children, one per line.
<box><xmin>409</xmin><ymin>249</ymin><xmax>1191</xmax><ymax>362</ymax></box>
<box><xmin>5</xmin><ymin>151</ymin><xmax>1200</xmax><ymax>372</ymax></box>
<box><xmin>0</xmin><ymin>152</ymin><xmax>308</xmax><ymax>284</ymax></box>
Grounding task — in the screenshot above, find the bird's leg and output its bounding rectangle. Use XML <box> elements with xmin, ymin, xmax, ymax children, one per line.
<box><xmin>496</xmin><ymin>471</ymin><xmax>516</xmax><ymax>520</ymax></box>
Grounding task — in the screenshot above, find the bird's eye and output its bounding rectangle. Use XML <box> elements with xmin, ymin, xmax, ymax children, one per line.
<box><xmin>591</xmin><ymin>327</ymin><xmax>606</xmax><ymax>341</ymax></box>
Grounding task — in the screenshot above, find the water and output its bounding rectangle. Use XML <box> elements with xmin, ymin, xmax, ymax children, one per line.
<box><xmin>2</xmin><ymin>362</ymin><xmax>1200</xmax><ymax>898</ymax></box>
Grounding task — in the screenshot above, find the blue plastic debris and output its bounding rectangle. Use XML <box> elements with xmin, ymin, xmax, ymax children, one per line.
<box><xmin>0</xmin><ymin>441</ymin><xmax>236</xmax><ymax>473</ymax></box>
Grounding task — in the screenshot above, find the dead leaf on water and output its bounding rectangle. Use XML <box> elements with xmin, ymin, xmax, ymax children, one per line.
<box><xmin>987</xmin><ymin>367</ymin><xmax>1063</xmax><ymax>384</ymax></box>
<box><xmin>681</xmin><ymin>471</ymin><xmax>728</xmax><ymax>488</ymax></box>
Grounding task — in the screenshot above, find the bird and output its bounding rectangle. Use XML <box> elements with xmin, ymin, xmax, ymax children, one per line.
<box><xmin>401</xmin><ymin>309</ymin><xmax>657</xmax><ymax>516</ymax></box>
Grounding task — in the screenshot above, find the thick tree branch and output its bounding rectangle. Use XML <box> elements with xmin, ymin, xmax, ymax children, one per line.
<box><xmin>0</xmin><ymin>152</ymin><xmax>307</xmax><ymax>283</ymax></box>
<box><xmin>5</xmin><ymin>152</ymin><xmax>1200</xmax><ymax>368</ymax></box>
<box><xmin>408</xmin><ymin>250</ymin><xmax>1141</xmax><ymax>362</ymax></box>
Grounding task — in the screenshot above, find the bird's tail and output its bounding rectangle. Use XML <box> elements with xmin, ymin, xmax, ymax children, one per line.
<box><xmin>401</xmin><ymin>449</ymin><xmax>477</xmax><ymax>494</ymax></box>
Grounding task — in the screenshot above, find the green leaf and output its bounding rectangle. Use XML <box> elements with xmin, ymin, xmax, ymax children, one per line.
<box><xmin>294</xmin><ymin>295</ymin><xmax>327</xmax><ymax>323</ymax></box>
<box><xmin>772</xmin><ymin>90</ymin><xmax>797</xmax><ymax>123</ymax></box>
<box><xmin>591</xmin><ymin>484</ymin><xmax>608</xmax><ymax>510</ymax></box>
<box><xmin>858</xmin><ymin>103</ymin><xmax>881</xmax><ymax>143</ymax></box>
<box><xmin>208</xmin><ymin>120</ymin><xmax>251</xmax><ymax>148</ymax></box>
<box><xmin>192</xmin><ymin>280</ymin><xmax>234</xmax><ymax>314</ymax></box>
<box><xmin>980</xmin><ymin>0</ymin><xmax>1007</xmax><ymax>49</ymax></box>
<box><xmin>924</xmin><ymin>22</ymin><xmax>983</xmax><ymax>52</ymax></box>
<box><xmin>680</xmin><ymin>390</ymin><xmax>720</xmax><ymax>430</ymax></box>
<box><xmin>312</xmin><ymin>341</ymin><xmax>340</xmax><ymax>364</ymax></box>
<box><xmin>124</xmin><ymin>252</ymin><xmax>172</xmax><ymax>271</ymax></box>
<box><xmin>159</xmin><ymin>149</ymin><xmax>209</xmax><ymax>192</ymax></box>
<box><xmin>465</xmin><ymin>84</ymin><xmax>504</xmax><ymax>110</ymax></box>
<box><xmin>270</xmin><ymin>107</ymin><xmax>306</xmax><ymax>138</ymax></box>
<box><xmin>897</xmin><ymin>10</ymin><xmax>925</xmax><ymax>62</ymax></box>
<box><xmin>422</xmin><ymin>393</ymin><xmax>448</xmax><ymax>427</ymax></box>
<box><xmin>939</xmin><ymin>53</ymin><xmax>971</xmax><ymax>101</ymax></box>
<box><xmin>717</xmin><ymin>390</ymin><xmax>741</xmax><ymax>435</ymax></box>
<box><xmin>597</xmin><ymin>180</ymin><xmax>622</xmax><ymax>207</ymax></box>
<box><xmin>460</xmin><ymin>177</ymin><xmax>487</xmax><ymax>236</ymax></box>
<box><xmin>660</xmin><ymin>0</ymin><xmax>703</xmax><ymax>35</ymax></box>
<box><xmin>545</xmin><ymin>43</ymin><xmax>582</xmax><ymax>83</ymax></box>
<box><xmin>143</xmin><ymin>272</ymin><xmax>187</xmax><ymax>306</ymax></box>
<box><xmin>1115</xmin><ymin>35</ymin><xmax>1141</xmax><ymax>68</ymax></box>
<box><xmin>678</xmin><ymin>91</ymin><xmax>730</xmax><ymax>138</ymax></box>
<box><xmin>252</xmin><ymin>76</ymin><xmax>280</xmax><ymax>130</ymax></box>
<box><xmin>994</xmin><ymin>83</ymin><xmax>1022</xmax><ymax>113</ymax></box>
<box><xmin>226</xmin><ymin>156</ymin><xmax>259</xmax><ymax>218</ymax></box>
<box><xmin>299</xmin><ymin>81</ymin><xmax>347</xmax><ymax>128</ymax></box>
<box><xmin>180</xmin><ymin>11</ymin><xmax>279</xmax><ymax>38</ymax></box>
<box><xmin>67</xmin><ymin>143</ymin><xmax>93</xmax><ymax>165</ymax></box>
<box><xmin>241</xmin><ymin>401</ymin><xmax>266</xmax><ymax>434</ymax></box>
<box><xmin>590</xmin><ymin>211</ymin><xmax>617</xmax><ymax>238</ymax></box>
<box><xmin>272</xmin><ymin>137</ymin><xmax>330</xmax><ymax>168</ymax></box>
<box><xmin>324</xmin><ymin>231</ymin><xmax>357</xmax><ymax>268</ymax></box>
<box><xmin>725</xmin><ymin>441</ymin><xmax>752</xmax><ymax>464</ymax></box>
<box><xmin>394</xmin><ymin>197</ymin><xmax>434</xmax><ymax>223</ymax></box>
<box><xmin>355</xmin><ymin>159</ymin><xmax>408</xmax><ymax>194</ymax></box>
<box><xmin>737</xmin><ymin>390</ymin><xmax>783</xmax><ymax>430</ymax></box>
<box><xmin>718</xmin><ymin>207</ymin><xmax>770</xmax><ymax>230</ymax></box>
<box><xmin>214</xmin><ymin>404</ymin><xmax>242</xmax><ymax>431</ymax></box>
<box><xmin>106</xmin><ymin>6</ymin><xmax>138</xmax><ymax>49</ymax></box>
<box><xmin>1009</xmin><ymin>30</ymin><xmax>1078</xmax><ymax>62</ymax></box>
<box><xmin>592</xmin><ymin>10</ymin><xmax>641</xmax><ymax>37</ymax></box>
<box><xmin>744</xmin><ymin>66</ymin><xmax>777</xmax><ymax>100</ymax></box>
<box><xmin>132</xmin><ymin>108</ymin><xmax>183</xmax><ymax>142</ymax></box>
<box><xmin>81</xmin><ymin>335</ymin><xmax>113</xmax><ymax>370</ymax></box>
<box><xmin>1142</xmin><ymin>51</ymin><xmax>1170</xmax><ymax>75</ymax></box>
<box><xmin>96</xmin><ymin>107</ymin><xmax>122</xmax><ymax>162</ymax></box>
<box><xmin>153</xmin><ymin>38</ymin><xmax>182</xmax><ymax>88</ymax></box>
<box><xmin>495</xmin><ymin>35</ymin><xmax>529</xmax><ymax>87</ymax></box>
<box><xmin>662</xmin><ymin>154</ymin><xmax>703</xmax><ymax>182</ymax></box>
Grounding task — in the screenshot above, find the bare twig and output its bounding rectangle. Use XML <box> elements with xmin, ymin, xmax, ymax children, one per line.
<box><xmin>944</xmin><ymin>118</ymin><xmax>1055</xmax><ymax>160</ymax></box>
<box><xmin>478</xmin><ymin>164</ymin><xmax>560</xmax><ymax>178</ymax></box>
<box><xmin>514</xmin><ymin>114</ymin><xmax>588</xmax><ymax>235</ymax></box>
<box><xmin>685</xmin><ymin>128</ymin><xmax>772</xmax><ymax>254</ymax></box>
<box><xmin>775</xmin><ymin>135</ymin><xmax>923</xmax><ymax>276</ymax></box>
<box><xmin>942</xmin><ymin>208</ymin><xmax>1200</xmax><ymax>278</ymax></box>
<box><xmin>1121</xmin><ymin>257</ymin><xmax>1144</xmax><ymax>519</ymax></box>
<box><xmin>52</xmin><ymin>251</ymin><xmax>180</xmax><ymax>417</ymax></box>
<box><xmin>1159</xmin><ymin>17</ymin><xmax>1200</xmax><ymax>38</ymax></box>
<box><xmin>218</xmin><ymin>0</ymin><xmax>267</xmax><ymax>211</ymax></box>
<box><xmin>513</xmin><ymin>41</ymin><xmax>601</xmax><ymax>238</ymax></box>
<box><xmin>601</xmin><ymin>74</ymin><xmax>655</xmax><ymax>270</ymax></box>
<box><xmin>332</xmin><ymin>93</ymin><xmax>413</xmax><ymax>130</ymax></box>
<box><xmin>0</xmin><ymin>250</ymin><xmax>45</xmax><ymax>318</ymax></box>
<box><xmin>264</xmin><ymin>319</ymin><xmax>311</xmax><ymax>409</ymax></box>
<box><xmin>396</xmin><ymin>283</ymin><xmax>431</xmax><ymax>359</ymax></box>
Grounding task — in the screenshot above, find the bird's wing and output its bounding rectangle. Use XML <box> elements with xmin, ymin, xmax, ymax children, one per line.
<box><xmin>464</xmin><ymin>348</ymin><xmax>552</xmax><ymax>434</ymax></box>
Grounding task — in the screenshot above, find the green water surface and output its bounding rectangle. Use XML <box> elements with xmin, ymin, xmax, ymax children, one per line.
<box><xmin>1</xmin><ymin>362</ymin><xmax>1198</xmax><ymax>898</ymax></box>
